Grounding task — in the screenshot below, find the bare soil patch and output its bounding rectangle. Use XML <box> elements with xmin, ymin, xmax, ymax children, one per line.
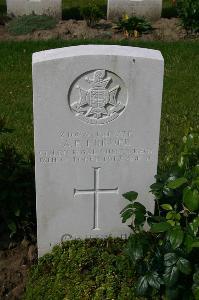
<box><xmin>0</xmin><ymin>241</ymin><xmax>37</xmax><ymax>300</ymax></box>
<box><xmin>0</xmin><ymin>18</ymin><xmax>198</xmax><ymax>42</ymax></box>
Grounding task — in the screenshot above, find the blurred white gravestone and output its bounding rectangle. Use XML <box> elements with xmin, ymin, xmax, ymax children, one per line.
<box><xmin>7</xmin><ymin>0</ymin><xmax>61</xmax><ymax>18</ymax></box>
<box><xmin>33</xmin><ymin>45</ymin><xmax>164</xmax><ymax>257</ymax></box>
<box><xmin>107</xmin><ymin>0</ymin><xmax>162</xmax><ymax>21</ymax></box>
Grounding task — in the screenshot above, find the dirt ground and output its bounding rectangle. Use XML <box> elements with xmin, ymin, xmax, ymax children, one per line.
<box><xmin>0</xmin><ymin>241</ymin><xmax>37</xmax><ymax>300</ymax></box>
<box><xmin>0</xmin><ymin>18</ymin><xmax>198</xmax><ymax>42</ymax></box>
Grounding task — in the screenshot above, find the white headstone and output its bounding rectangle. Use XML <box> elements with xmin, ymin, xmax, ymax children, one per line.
<box><xmin>107</xmin><ymin>0</ymin><xmax>162</xmax><ymax>21</ymax></box>
<box><xmin>7</xmin><ymin>0</ymin><xmax>62</xmax><ymax>18</ymax></box>
<box><xmin>33</xmin><ymin>45</ymin><xmax>164</xmax><ymax>257</ymax></box>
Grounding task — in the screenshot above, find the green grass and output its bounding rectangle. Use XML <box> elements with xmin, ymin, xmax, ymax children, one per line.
<box><xmin>0</xmin><ymin>40</ymin><xmax>198</xmax><ymax>170</ymax></box>
<box><xmin>7</xmin><ymin>14</ymin><xmax>57</xmax><ymax>35</ymax></box>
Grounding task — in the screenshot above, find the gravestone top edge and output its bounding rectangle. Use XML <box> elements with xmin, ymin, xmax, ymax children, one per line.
<box><xmin>32</xmin><ymin>45</ymin><xmax>164</xmax><ymax>64</ymax></box>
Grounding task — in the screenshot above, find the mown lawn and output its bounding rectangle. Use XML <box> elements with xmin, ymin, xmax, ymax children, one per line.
<box><xmin>0</xmin><ymin>40</ymin><xmax>198</xmax><ymax>170</ymax></box>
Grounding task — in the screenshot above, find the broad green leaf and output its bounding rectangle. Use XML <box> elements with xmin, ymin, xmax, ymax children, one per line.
<box><xmin>168</xmin><ymin>227</ymin><xmax>184</xmax><ymax>249</ymax></box>
<box><xmin>178</xmin><ymin>155</ymin><xmax>185</xmax><ymax>168</ymax></box>
<box><xmin>194</xmin><ymin>165</ymin><xmax>199</xmax><ymax>176</ymax></box>
<box><xmin>163</xmin><ymin>266</ymin><xmax>179</xmax><ymax>286</ymax></box>
<box><xmin>150</xmin><ymin>182</ymin><xmax>163</xmax><ymax>190</ymax></box>
<box><xmin>165</xmin><ymin>287</ymin><xmax>180</xmax><ymax>300</ymax></box>
<box><xmin>191</xmin><ymin>241</ymin><xmax>199</xmax><ymax>248</ymax></box>
<box><xmin>163</xmin><ymin>186</ymin><xmax>174</xmax><ymax>197</ymax></box>
<box><xmin>186</xmin><ymin>133</ymin><xmax>195</xmax><ymax>149</ymax></box>
<box><xmin>148</xmin><ymin>215</ymin><xmax>166</xmax><ymax>223</ymax></box>
<box><xmin>121</xmin><ymin>209</ymin><xmax>133</xmax><ymax>223</ymax></box>
<box><xmin>120</xmin><ymin>204</ymin><xmax>133</xmax><ymax>214</ymax></box>
<box><xmin>167</xmin><ymin>177</ymin><xmax>188</xmax><ymax>189</ymax></box>
<box><xmin>122</xmin><ymin>191</ymin><xmax>138</xmax><ymax>202</ymax></box>
<box><xmin>192</xmin><ymin>270</ymin><xmax>199</xmax><ymax>298</ymax></box>
<box><xmin>192</xmin><ymin>285</ymin><xmax>199</xmax><ymax>300</ymax></box>
<box><xmin>184</xmin><ymin>233</ymin><xmax>194</xmax><ymax>253</ymax></box>
<box><xmin>147</xmin><ymin>272</ymin><xmax>163</xmax><ymax>290</ymax></box>
<box><xmin>177</xmin><ymin>257</ymin><xmax>192</xmax><ymax>275</ymax></box>
<box><xmin>193</xmin><ymin>177</ymin><xmax>199</xmax><ymax>189</ymax></box>
<box><xmin>193</xmin><ymin>271</ymin><xmax>199</xmax><ymax>284</ymax></box>
<box><xmin>8</xmin><ymin>221</ymin><xmax>16</xmax><ymax>234</ymax></box>
<box><xmin>161</xmin><ymin>204</ymin><xmax>173</xmax><ymax>211</ymax></box>
<box><xmin>167</xmin><ymin>220</ymin><xmax>175</xmax><ymax>226</ymax></box>
<box><xmin>183</xmin><ymin>188</ymin><xmax>199</xmax><ymax>211</ymax></box>
<box><xmin>136</xmin><ymin>276</ymin><xmax>148</xmax><ymax>296</ymax></box>
<box><xmin>191</xmin><ymin>217</ymin><xmax>199</xmax><ymax>236</ymax></box>
<box><xmin>164</xmin><ymin>253</ymin><xmax>178</xmax><ymax>267</ymax></box>
<box><xmin>15</xmin><ymin>209</ymin><xmax>20</xmax><ymax>217</ymax></box>
<box><xmin>133</xmin><ymin>202</ymin><xmax>146</xmax><ymax>214</ymax></box>
<box><xmin>127</xmin><ymin>235</ymin><xmax>144</xmax><ymax>261</ymax></box>
<box><xmin>166</xmin><ymin>211</ymin><xmax>174</xmax><ymax>220</ymax></box>
<box><xmin>151</xmin><ymin>222</ymin><xmax>171</xmax><ymax>233</ymax></box>
<box><xmin>134</xmin><ymin>210</ymin><xmax>146</xmax><ymax>226</ymax></box>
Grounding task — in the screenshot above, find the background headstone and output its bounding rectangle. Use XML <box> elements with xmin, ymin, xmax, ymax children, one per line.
<box><xmin>33</xmin><ymin>45</ymin><xmax>164</xmax><ymax>257</ymax></box>
<box><xmin>7</xmin><ymin>0</ymin><xmax>62</xmax><ymax>18</ymax></box>
<box><xmin>107</xmin><ymin>0</ymin><xmax>162</xmax><ymax>22</ymax></box>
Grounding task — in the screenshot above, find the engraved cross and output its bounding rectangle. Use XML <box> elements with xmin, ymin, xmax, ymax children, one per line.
<box><xmin>74</xmin><ymin>167</ymin><xmax>119</xmax><ymax>230</ymax></box>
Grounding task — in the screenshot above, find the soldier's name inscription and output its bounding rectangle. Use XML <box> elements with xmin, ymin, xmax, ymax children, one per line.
<box><xmin>38</xmin><ymin>129</ymin><xmax>153</xmax><ymax>164</ymax></box>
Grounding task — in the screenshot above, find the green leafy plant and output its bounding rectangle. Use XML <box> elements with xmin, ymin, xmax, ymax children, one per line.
<box><xmin>0</xmin><ymin>120</ymin><xmax>36</xmax><ymax>244</ymax></box>
<box><xmin>7</xmin><ymin>14</ymin><xmax>57</xmax><ymax>35</ymax></box>
<box><xmin>25</xmin><ymin>238</ymin><xmax>138</xmax><ymax>299</ymax></box>
<box><xmin>116</xmin><ymin>15</ymin><xmax>153</xmax><ymax>38</ymax></box>
<box><xmin>162</xmin><ymin>0</ymin><xmax>178</xmax><ymax>18</ymax></box>
<box><xmin>121</xmin><ymin>132</ymin><xmax>199</xmax><ymax>299</ymax></box>
<box><xmin>80</xmin><ymin>1</ymin><xmax>103</xmax><ymax>27</ymax></box>
<box><xmin>177</xmin><ymin>0</ymin><xmax>199</xmax><ymax>33</ymax></box>
<box><xmin>62</xmin><ymin>0</ymin><xmax>106</xmax><ymax>21</ymax></box>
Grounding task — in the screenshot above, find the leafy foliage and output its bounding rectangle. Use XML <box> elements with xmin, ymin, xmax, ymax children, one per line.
<box><xmin>116</xmin><ymin>15</ymin><xmax>153</xmax><ymax>38</ymax></box>
<box><xmin>177</xmin><ymin>0</ymin><xmax>199</xmax><ymax>33</ymax></box>
<box><xmin>7</xmin><ymin>14</ymin><xmax>57</xmax><ymax>35</ymax></box>
<box><xmin>62</xmin><ymin>0</ymin><xmax>106</xmax><ymax>20</ymax></box>
<box><xmin>121</xmin><ymin>132</ymin><xmax>199</xmax><ymax>299</ymax></box>
<box><xmin>80</xmin><ymin>1</ymin><xmax>103</xmax><ymax>27</ymax></box>
<box><xmin>0</xmin><ymin>120</ymin><xmax>36</xmax><ymax>245</ymax></box>
<box><xmin>162</xmin><ymin>0</ymin><xmax>178</xmax><ymax>18</ymax></box>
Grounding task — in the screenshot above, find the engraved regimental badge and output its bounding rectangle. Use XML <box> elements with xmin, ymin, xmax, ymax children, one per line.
<box><xmin>68</xmin><ymin>69</ymin><xmax>127</xmax><ymax>125</ymax></box>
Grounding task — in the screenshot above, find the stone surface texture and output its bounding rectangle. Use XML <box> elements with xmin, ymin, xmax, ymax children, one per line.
<box><xmin>107</xmin><ymin>0</ymin><xmax>162</xmax><ymax>21</ymax></box>
<box><xmin>33</xmin><ymin>45</ymin><xmax>164</xmax><ymax>257</ymax></box>
<box><xmin>7</xmin><ymin>0</ymin><xmax>61</xmax><ymax>18</ymax></box>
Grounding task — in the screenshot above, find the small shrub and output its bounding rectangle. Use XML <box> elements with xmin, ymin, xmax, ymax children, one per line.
<box><xmin>121</xmin><ymin>132</ymin><xmax>199</xmax><ymax>299</ymax></box>
<box><xmin>62</xmin><ymin>1</ymin><xmax>106</xmax><ymax>21</ymax></box>
<box><xmin>177</xmin><ymin>0</ymin><xmax>199</xmax><ymax>33</ymax></box>
<box><xmin>25</xmin><ymin>238</ymin><xmax>139</xmax><ymax>300</ymax></box>
<box><xmin>7</xmin><ymin>14</ymin><xmax>57</xmax><ymax>35</ymax></box>
<box><xmin>0</xmin><ymin>120</ymin><xmax>36</xmax><ymax>244</ymax></box>
<box><xmin>80</xmin><ymin>1</ymin><xmax>103</xmax><ymax>27</ymax></box>
<box><xmin>162</xmin><ymin>0</ymin><xmax>178</xmax><ymax>18</ymax></box>
<box><xmin>116</xmin><ymin>15</ymin><xmax>153</xmax><ymax>38</ymax></box>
